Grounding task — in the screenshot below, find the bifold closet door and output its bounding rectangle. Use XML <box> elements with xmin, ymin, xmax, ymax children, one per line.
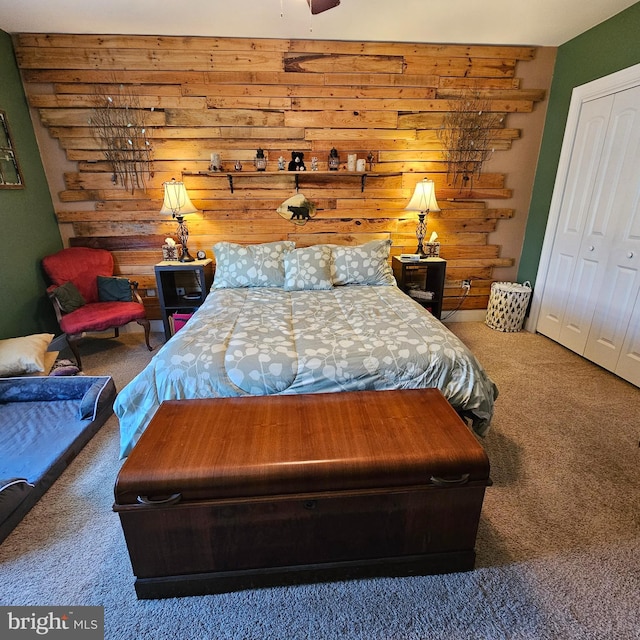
<box><xmin>537</xmin><ymin>82</ymin><xmax>640</xmax><ymax>386</ymax></box>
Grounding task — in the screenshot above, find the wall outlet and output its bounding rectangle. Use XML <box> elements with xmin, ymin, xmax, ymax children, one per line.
<box><xmin>176</xmin><ymin>287</ymin><xmax>186</xmax><ymax>296</ymax></box>
<box><xmin>462</xmin><ymin>279</ymin><xmax>471</xmax><ymax>289</ymax></box>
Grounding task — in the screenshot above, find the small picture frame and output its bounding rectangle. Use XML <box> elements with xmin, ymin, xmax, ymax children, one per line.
<box><xmin>0</xmin><ymin>111</ymin><xmax>24</xmax><ymax>188</ymax></box>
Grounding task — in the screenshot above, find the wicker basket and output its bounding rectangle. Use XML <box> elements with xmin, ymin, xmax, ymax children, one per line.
<box><xmin>485</xmin><ymin>281</ymin><xmax>532</xmax><ymax>332</ymax></box>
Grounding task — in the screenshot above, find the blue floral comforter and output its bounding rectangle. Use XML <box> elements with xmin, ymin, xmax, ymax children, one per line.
<box><xmin>115</xmin><ymin>285</ymin><xmax>498</xmax><ymax>457</ymax></box>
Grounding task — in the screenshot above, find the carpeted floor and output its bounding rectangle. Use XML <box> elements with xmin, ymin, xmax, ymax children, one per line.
<box><xmin>1</xmin><ymin>324</ymin><xmax>639</xmax><ymax>639</ymax></box>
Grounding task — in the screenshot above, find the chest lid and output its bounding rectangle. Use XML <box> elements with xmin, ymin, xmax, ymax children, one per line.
<box><xmin>114</xmin><ymin>389</ymin><xmax>490</xmax><ymax>506</ymax></box>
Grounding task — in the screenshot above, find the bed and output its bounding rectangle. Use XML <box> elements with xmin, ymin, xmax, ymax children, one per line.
<box><xmin>115</xmin><ymin>240</ymin><xmax>498</xmax><ymax>457</ymax></box>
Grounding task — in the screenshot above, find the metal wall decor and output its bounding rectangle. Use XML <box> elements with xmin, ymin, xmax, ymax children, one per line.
<box><xmin>0</xmin><ymin>111</ymin><xmax>24</xmax><ymax>188</ymax></box>
<box><xmin>89</xmin><ymin>85</ymin><xmax>153</xmax><ymax>193</ymax></box>
<box><xmin>437</xmin><ymin>92</ymin><xmax>505</xmax><ymax>189</ymax></box>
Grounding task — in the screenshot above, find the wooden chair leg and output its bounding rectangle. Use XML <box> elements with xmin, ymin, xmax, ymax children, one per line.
<box><xmin>66</xmin><ymin>334</ymin><xmax>83</xmax><ymax>370</ymax></box>
<box><xmin>137</xmin><ymin>318</ymin><xmax>153</xmax><ymax>351</ymax></box>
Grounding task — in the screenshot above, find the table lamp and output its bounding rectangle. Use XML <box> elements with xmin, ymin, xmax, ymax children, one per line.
<box><xmin>160</xmin><ymin>178</ymin><xmax>198</xmax><ymax>262</ymax></box>
<box><xmin>405</xmin><ymin>178</ymin><xmax>440</xmax><ymax>256</ymax></box>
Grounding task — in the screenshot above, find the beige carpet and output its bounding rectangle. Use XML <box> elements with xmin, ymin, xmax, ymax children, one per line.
<box><xmin>2</xmin><ymin>325</ymin><xmax>639</xmax><ymax>639</ymax></box>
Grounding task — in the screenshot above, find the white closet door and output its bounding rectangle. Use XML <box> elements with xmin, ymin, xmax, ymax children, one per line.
<box><xmin>583</xmin><ymin>85</ymin><xmax>640</xmax><ymax>372</ymax></box>
<box><xmin>536</xmin><ymin>95</ymin><xmax>614</xmax><ymax>349</ymax></box>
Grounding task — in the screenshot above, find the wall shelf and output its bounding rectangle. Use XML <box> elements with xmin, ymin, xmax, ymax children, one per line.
<box><xmin>182</xmin><ymin>170</ymin><xmax>402</xmax><ymax>193</ymax></box>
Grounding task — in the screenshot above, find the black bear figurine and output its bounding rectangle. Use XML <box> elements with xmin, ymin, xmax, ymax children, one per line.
<box><xmin>288</xmin><ymin>151</ymin><xmax>306</xmax><ymax>171</ymax></box>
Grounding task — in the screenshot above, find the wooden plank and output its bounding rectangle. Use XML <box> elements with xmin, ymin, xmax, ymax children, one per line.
<box><xmin>22</xmin><ymin>69</ymin><xmax>211</xmax><ymax>84</ymax></box>
<box><xmin>16</xmin><ymin>48</ymin><xmax>285</xmax><ymax>72</ymax></box>
<box><xmin>53</xmin><ymin>83</ymin><xmax>183</xmax><ymax>96</ymax></box>
<box><xmin>403</xmin><ymin>56</ymin><xmax>517</xmax><ymax>78</ymax></box>
<box><xmin>38</xmin><ymin>108</ymin><xmax>166</xmax><ymax>127</ymax></box>
<box><xmin>436</xmin><ymin>88</ymin><xmax>546</xmax><ymax>102</ymax></box>
<box><xmin>166</xmin><ymin>109</ymin><xmax>285</xmax><ymax>127</ymax></box>
<box><xmin>15</xmin><ymin>34</ymin><xmax>292</xmax><ymax>52</ymax></box>
<box><xmin>206</xmin><ymin>97</ymin><xmax>292</xmax><ymax>110</ymax></box>
<box><xmin>291</xmin><ymin>98</ymin><xmax>458</xmax><ymax>111</ymax></box>
<box><xmin>285</xmin><ymin>111</ymin><xmax>398</xmax><ymax>129</ymax></box>
<box><xmin>284</xmin><ymin>53</ymin><xmax>404</xmax><ymax>74</ymax></box>
<box><xmin>306</xmin><ymin>128</ymin><xmax>416</xmax><ymax>140</ymax></box>
<box><xmin>323</xmin><ymin>73</ymin><xmax>439</xmax><ymax>87</ymax></box>
<box><xmin>29</xmin><ymin>94</ymin><xmax>207</xmax><ymax>109</ymax></box>
<box><xmin>286</xmin><ymin>40</ymin><xmax>536</xmax><ymax>61</ymax></box>
<box><xmin>184</xmin><ymin>84</ymin><xmax>437</xmax><ymax>99</ymax></box>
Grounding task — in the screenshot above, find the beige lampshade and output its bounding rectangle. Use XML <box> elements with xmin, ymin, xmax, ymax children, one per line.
<box><xmin>405</xmin><ymin>178</ymin><xmax>441</xmax><ymax>213</ymax></box>
<box><xmin>160</xmin><ymin>178</ymin><xmax>199</xmax><ymax>217</ymax></box>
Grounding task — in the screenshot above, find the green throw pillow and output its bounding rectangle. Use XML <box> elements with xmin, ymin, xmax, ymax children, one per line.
<box><xmin>53</xmin><ymin>281</ymin><xmax>86</xmax><ymax>313</ymax></box>
<box><xmin>97</xmin><ymin>276</ymin><xmax>132</xmax><ymax>302</ymax></box>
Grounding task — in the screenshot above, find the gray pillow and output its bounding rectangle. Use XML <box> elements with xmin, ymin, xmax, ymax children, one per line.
<box><xmin>284</xmin><ymin>245</ymin><xmax>333</xmax><ymax>291</ymax></box>
<box><xmin>212</xmin><ymin>241</ymin><xmax>295</xmax><ymax>289</ymax></box>
<box><xmin>331</xmin><ymin>239</ymin><xmax>396</xmax><ymax>286</ymax></box>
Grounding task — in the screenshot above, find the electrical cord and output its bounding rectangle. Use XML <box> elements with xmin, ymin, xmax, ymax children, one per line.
<box><xmin>441</xmin><ymin>285</ymin><xmax>470</xmax><ymax>321</ymax></box>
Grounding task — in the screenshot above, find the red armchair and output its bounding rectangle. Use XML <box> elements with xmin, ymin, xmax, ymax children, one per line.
<box><xmin>42</xmin><ymin>247</ymin><xmax>152</xmax><ymax>369</ymax></box>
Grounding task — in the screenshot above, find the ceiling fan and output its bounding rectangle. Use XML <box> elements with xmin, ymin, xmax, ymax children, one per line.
<box><xmin>307</xmin><ymin>0</ymin><xmax>341</xmax><ymax>14</ymax></box>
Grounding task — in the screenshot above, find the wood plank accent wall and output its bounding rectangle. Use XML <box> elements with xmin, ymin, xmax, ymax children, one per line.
<box><xmin>14</xmin><ymin>34</ymin><xmax>545</xmax><ymax>318</ymax></box>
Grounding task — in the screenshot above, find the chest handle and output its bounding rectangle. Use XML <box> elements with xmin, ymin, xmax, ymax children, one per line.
<box><xmin>136</xmin><ymin>493</ymin><xmax>182</xmax><ymax>506</ymax></box>
<box><xmin>430</xmin><ymin>474</ymin><xmax>470</xmax><ymax>487</ymax></box>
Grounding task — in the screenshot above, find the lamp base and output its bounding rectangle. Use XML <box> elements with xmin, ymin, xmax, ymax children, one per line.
<box><xmin>179</xmin><ymin>247</ymin><xmax>195</xmax><ymax>262</ymax></box>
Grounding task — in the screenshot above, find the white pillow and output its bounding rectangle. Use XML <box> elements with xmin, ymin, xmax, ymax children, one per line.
<box><xmin>0</xmin><ymin>334</ymin><xmax>54</xmax><ymax>376</ymax></box>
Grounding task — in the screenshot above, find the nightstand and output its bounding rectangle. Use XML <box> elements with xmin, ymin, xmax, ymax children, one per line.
<box><xmin>155</xmin><ymin>259</ymin><xmax>214</xmax><ymax>341</ymax></box>
<box><xmin>392</xmin><ymin>256</ymin><xmax>447</xmax><ymax>319</ymax></box>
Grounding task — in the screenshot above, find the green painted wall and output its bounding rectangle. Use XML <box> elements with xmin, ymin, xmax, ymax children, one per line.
<box><xmin>0</xmin><ymin>30</ymin><xmax>62</xmax><ymax>339</ymax></box>
<box><xmin>518</xmin><ymin>2</ymin><xmax>640</xmax><ymax>285</ymax></box>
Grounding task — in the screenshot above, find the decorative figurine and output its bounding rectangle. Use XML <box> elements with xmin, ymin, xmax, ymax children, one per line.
<box><xmin>278</xmin><ymin>155</ymin><xmax>285</xmax><ymax>171</ymax></box>
<box><xmin>288</xmin><ymin>151</ymin><xmax>306</xmax><ymax>171</ymax></box>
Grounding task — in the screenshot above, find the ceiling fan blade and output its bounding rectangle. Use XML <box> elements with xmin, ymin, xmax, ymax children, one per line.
<box><xmin>307</xmin><ymin>0</ymin><xmax>341</xmax><ymax>14</ymax></box>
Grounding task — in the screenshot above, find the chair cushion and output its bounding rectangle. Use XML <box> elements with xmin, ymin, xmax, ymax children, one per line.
<box><xmin>59</xmin><ymin>301</ymin><xmax>146</xmax><ymax>335</ymax></box>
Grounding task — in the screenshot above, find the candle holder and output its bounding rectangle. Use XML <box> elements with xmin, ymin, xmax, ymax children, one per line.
<box><xmin>328</xmin><ymin>147</ymin><xmax>340</xmax><ymax>171</ymax></box>
<box><xmin>254</xmin><ymin>148</ymin><xmax>267</xmax><ymax>171</ymax></box>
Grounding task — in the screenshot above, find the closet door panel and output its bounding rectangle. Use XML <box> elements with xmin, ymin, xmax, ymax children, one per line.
<box><xmin>537</xmin><ymin>96</ymin><xmax>614</xmax><ymax>343</ymax></box>
<box><xmin>557</xmin><ymin>256</ymin><xmax>605</xmax><ymax>352</ymax></box>
<box><xmin>584</xmin><ymin>86</ymin><xmax>640</xmax><ymax>371</ymax></box>
<box><xmin>616</xmin><ymin>291</ymin><xmax>640</xmax><ymax>386</ymax></box>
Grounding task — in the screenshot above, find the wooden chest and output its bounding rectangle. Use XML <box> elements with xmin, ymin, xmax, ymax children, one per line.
<box><xmin>113</xmin><ymin>389</ymin><xmax>490</xmax><ymax>598</ymax></box>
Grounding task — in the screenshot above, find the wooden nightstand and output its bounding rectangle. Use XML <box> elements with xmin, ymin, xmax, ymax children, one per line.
<box><xmin>392</xmin><ymin>256</ymin><xmax>447</xmax><ymax>319</ymax></box>
<box><xmin>155</xmin><ymin>259</ymin><xmax>214</xmax><ymax>341</ymax></box>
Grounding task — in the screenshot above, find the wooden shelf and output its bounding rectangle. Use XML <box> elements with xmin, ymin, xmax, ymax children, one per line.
<box><xmin>182</xmin><ymin>170</ymin><xmax>402</xmax><ymax>193</ymax></box>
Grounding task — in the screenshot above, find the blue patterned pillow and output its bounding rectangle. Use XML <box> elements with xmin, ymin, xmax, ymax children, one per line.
<box><xmin>284</xmin><ymin>245</ymin><xmax>333</xmax><ymax>291</ymax></box>
<box><xmin>331</xmin><ymin>239</ymin><xmax>396</xmax><ymax>286</ymax></box>
<box><xmin>212</xmin><ymin>241</ymin><xmax>295</xmax><ymax>289</ymax></box>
